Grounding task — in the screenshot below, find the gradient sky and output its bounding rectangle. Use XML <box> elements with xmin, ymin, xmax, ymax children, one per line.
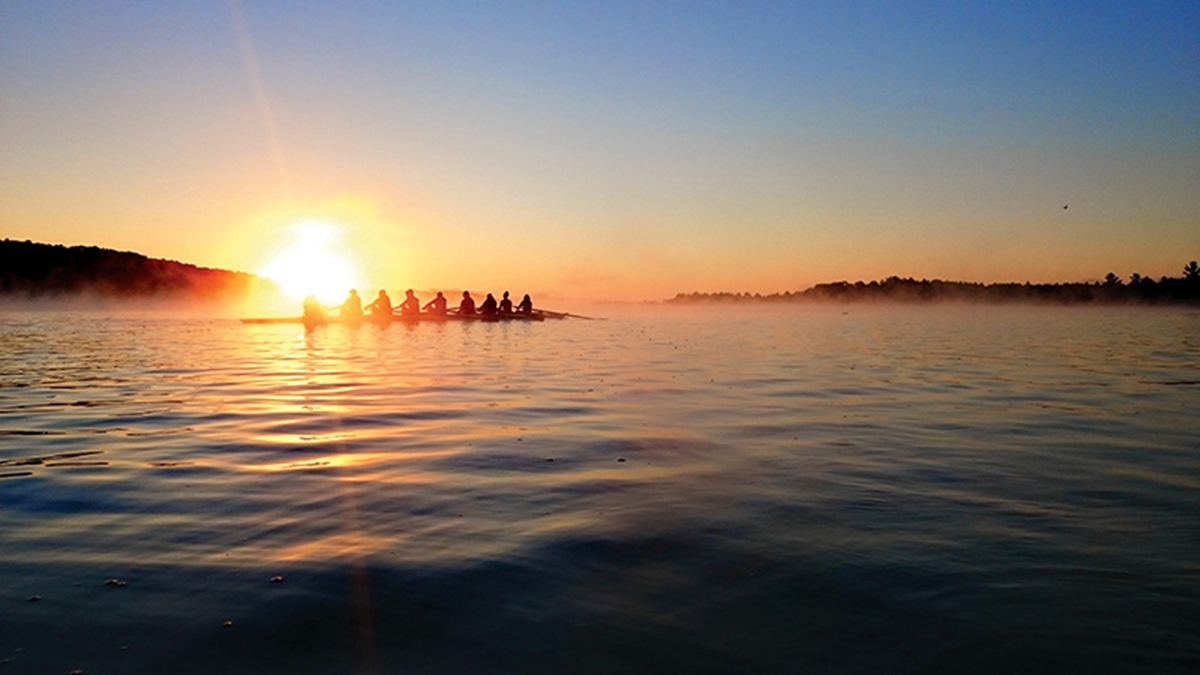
<box><xmin>2</xmin><ymin>1</ymin><xmax>1197</xmax><ymax>301</ymax></box>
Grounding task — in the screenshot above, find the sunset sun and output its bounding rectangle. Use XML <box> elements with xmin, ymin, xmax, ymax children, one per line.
<box><xmin>258</xmin><ymin>221</ymin><xmax>361</xmax><ymax>304</ymax></box>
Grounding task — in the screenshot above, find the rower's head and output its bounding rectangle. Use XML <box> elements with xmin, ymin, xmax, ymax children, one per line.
<box><xmin>503</xmin><ymin>291</ymin><xmax>509</xmax><ymax>299</ymax></box>
<box><xmin>348</xmin><ymin>289</ymin><xmax>358</xmax><ymax>297</ymax></box>
<box><xmin>462</xmin><ymin>291</ymin><xmax>471</xmax><ymax>298</ymax></box>
<box><xmin>406</xmin><ymin>289</ymin><xmax>415</xmax><ymax>297</ymax></box>
<box><xmin>436</xmin><ymin>292</ymin><xmax>444</xmax><ymax>299</ymax></box>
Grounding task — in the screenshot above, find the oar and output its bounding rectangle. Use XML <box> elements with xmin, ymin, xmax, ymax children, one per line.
<box><xmin>538</xmin><ymin>309</ymin><xmax>602</xmax><ymax>320</ymax></box>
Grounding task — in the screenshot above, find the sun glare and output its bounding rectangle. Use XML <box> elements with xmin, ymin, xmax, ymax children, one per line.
<box><xmin>259</xmin><ymin>221</ymin><xmax>361</xmax><ymax>304</ymax></box>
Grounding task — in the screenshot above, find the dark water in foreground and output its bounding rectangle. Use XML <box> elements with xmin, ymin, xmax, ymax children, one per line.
<box><xmin>1</xmin><ymin>305</ymin><xmax>1198</xmax><ymax>674</ymax></box>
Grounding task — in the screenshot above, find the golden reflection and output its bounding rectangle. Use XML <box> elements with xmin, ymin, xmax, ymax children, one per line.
<box><xmin>242</xmin><ymin>451</ymin><xmax>394</xmax><ymax>472</ymax></box>
<box><xmin>233</xmin><ymin>445</ymin><xmax>455</xmax><ymax>474</ymax></box>
<box><xmin>270</xmin><ymin>531</ymin><xmax>400</xmax><ymax>563</ymax></box>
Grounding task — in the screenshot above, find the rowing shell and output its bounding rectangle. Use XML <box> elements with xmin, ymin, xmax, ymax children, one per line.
<box><xmin>240</xmin><ymin>311</ymin><xmax>556</xmax><ymax>326</ymax></box>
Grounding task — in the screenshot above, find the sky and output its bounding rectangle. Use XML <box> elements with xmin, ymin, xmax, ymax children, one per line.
<box><xmin>2</xmin><ymin>1</ymin><xmax>1198</xmax><ymax>302</ymax></box>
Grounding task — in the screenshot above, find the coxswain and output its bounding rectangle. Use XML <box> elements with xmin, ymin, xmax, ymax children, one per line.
<box><xmin>423</xmin><ymin>291</ymin><xmax>448</xmax><ymax>315</ymax></box>
<box><xmin>398</xmin><ymin>289</ymin><xmax>421</xmax><ymax>316</ymax></box>
<box><xmin>499</xmin><ymin>291</ymin><xmax>513</xmax><ymax>314</ymax></box>
<box><xmin>302</xmin><ymin>295</ymin><xmax>326</xmax><ymax>324</ymax></box>
<box><xmin>516</xmin><ymin>294</ymin><xmax>533</xmax><ymax>314</ymax></box>
<box><xmin>458</xmin><ymin>291</ymin><xmax>476</xmax><ymax>315</ymax></box>
<box><xmin>366</xmin><ymin>289</ymin><xmax>392</xmax><ymax>317</ymax></box>
<box><xmin>341</xmin><ymin>289</ymin><xmax>363</xmax><ymax>318</ymax></box>
<box><xmin>479</xmin><ymin>293</ymin><xmax>498</xmax><ymax>315</ymax></box>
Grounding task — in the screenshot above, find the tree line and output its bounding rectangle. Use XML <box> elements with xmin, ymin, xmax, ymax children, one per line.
<box><xmin>668</xmin><ymin>262</ymin><xmax>1200</xmax><ymax>305</ymax></box>
<box><xmin>0</xmin><ymin>239</ymin><xmax>256</xmax><ymax>300</ymax></box>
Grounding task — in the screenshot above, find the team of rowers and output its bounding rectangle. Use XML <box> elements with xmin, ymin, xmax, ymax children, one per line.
<box><xmin>304</xmin><ymin>289</ymin><xmax>534</xmax><ymax>322</ymax></box>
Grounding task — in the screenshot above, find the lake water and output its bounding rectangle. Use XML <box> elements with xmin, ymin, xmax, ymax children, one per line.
<box><xmin>1</xmin><ymin>305</ymin><xmax>1198</xmax><ymax>674</ymax></box>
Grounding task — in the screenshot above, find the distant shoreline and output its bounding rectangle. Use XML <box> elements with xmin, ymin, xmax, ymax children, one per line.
<box><xmin>1</xmin><ymin>239</ymin><xmax>261</xmax><ymax>302</ymax></box>
<box><xmin>669</xmin><ymin>265</ymin><xmax>1200</xmax><ymax>306</ymax></box>
<box><xmin>4</xmin><ymin>239</ymin><xmax>1197</xmax><ymax>307</ymax></box>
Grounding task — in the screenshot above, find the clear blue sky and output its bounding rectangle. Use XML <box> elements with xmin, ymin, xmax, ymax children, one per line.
<box><xmin>2</xmin><ymin>1</ymin><xmax>1197</xmax><ymax>300</ymax></box>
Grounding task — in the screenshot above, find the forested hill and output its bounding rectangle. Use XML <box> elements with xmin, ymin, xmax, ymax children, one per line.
<box><xmin>668</xmin><ymin>263</ymin><xmax>1200</xmax><ymax>305</ymax></box>
<box><xmin>0</xmin><ymin>239</ymin><xmax>257</xmax><ymax>300</ymax></box>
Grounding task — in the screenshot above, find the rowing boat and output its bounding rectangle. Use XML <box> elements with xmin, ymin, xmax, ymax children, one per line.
<box><xmin>240</xmin><ymin>311</ymin><xmax>558</xmax><ymax>326</ymax></box>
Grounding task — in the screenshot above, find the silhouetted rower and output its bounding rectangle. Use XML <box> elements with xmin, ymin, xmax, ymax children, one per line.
<box><xmin>303</xmin><ymin>295</ymin><xmax>326</xmax><ymax>324</ymax></box>
<box><xmin>341</xmin><ymin>289</ymin><xmax>363</xmax><ymax>319</ymax></box>
<box><xmin>458</xmin><ymin>291</ymin><xmax>476</xmax><ymax>315</ymax></box>
<box><xmin>366</xmin><ymin>289</ymin><xmax>392</xmax><ymax>317</ymax></box>
<box><xmin>517</xmin><ymin>294</ymin><xmax>533</xmax><ymax>314</ymax></box>
<box><xmin>423</xmin><ymin>291</ymin><xmax>448</xmax><ymax>315</ymax></box>
<box><xmin>398</xmin><ymin>289</ymin><xmax>421</xmax><ymax>316</ymax></box>
<box><xmin>499</xmin><ymin>291</ymin><xmax>513</xmax><ymax>314</ymax></box>
<box><xmin>479</xmin><ymin>293</ymin><xmax>498</xmax><ymax>316</ymax></box>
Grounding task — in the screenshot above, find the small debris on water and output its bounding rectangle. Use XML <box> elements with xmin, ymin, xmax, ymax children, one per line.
<box><xmin>27</xmin><ymin>595</ymin><xmax>41</xmax><ymax>602</ymax></box>
<box><xmin>270</xmin><ymin>575</ymin><xmax>284</xmax><ymax>583</ymax></box>
<box><xmin>544</xmin><ymin>458</ymin><xmax>554</xmax><ymax>462</ymax></box>
<box><xmin>104</xmin><ymin>578</ymin><xmax>126</xmax><ymax>587</ymax></box>
<box><xmin>223</xmin><ymin>620</ymin><xmax>234</xmax><ymax>628</ymax></box>
<box><xmin>617</xmin><ymin>457</ymin><xmax>626</xmax><ymax>462</ymax></box>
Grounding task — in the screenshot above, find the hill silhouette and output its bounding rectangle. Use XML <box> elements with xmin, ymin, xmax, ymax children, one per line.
<box><xmin>669</xmin><ymin>262</ymin><xmax>1200</xmax><ymax>306</ymax></box>
<box><xmin>1</xmin><ymin>239</ymin><xmax>258</xmax><ymax>301</ymax></box>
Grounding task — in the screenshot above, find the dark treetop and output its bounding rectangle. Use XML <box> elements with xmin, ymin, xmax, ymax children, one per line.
<box><xmin>0</xmin><ymin>239</ymin><xmax>257</xmax><ymax>300</ymax></box>
<box><xmin>668</xmin><ymin>262</ymin><xmax>1200</xmax><ymax>306</ymax></box>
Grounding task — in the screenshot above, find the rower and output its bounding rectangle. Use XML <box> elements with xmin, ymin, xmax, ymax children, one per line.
<box><xmin>366</xmin><ymin>289</ymin><xmax>392</xmax><ymax>317</ymax></box>
<box><xmin>516</xmin><ymin>294</ymin><xmax>533</xmax><ymax>314</ymax></box>
<box><xmin>398</xmin><ymin>289</ymin><xmax>421</xmax><ymax>316</ymax></box>
<box><xmin>341</xmin><ymin>289</ymin><xmax>363</xmax><ymax>319</ymax></box>
<box><xmin>499</xmin><ymin>291</ymin><xmax>513</xmax><ymax>314</ymax></box>
<box><xmin>479</xmin><ymin>293</ymin><xmax>498</xmax><ymax>316</ymax></box>
<box><xmin>303</xmin><ymin>295</ymin><xmax>326</xmax><ymax>323</ymax></box>
<box><xmin>423</xmin><ymin>291</ymin><xmax>448</xmax><ymax>316</ymax></box>
<box><xmin>458</xmin><ymin>291</ymin><xmax>476</xmax><ymax>315</ymax></box>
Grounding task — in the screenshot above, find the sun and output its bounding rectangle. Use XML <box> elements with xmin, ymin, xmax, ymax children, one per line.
<box><xmin>258</xmin><ymin>221</ymin><xmax>362</xmax><ymax>304</ymax></box>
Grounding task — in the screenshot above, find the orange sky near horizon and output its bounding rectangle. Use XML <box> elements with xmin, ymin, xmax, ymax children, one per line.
<box><xmin>2</xmin><ymin>3</ymin><xmax>1197</xmax><ymax>302</ymax></box>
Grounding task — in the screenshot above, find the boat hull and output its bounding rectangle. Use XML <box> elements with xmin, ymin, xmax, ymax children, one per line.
<box><xmin>240</xmin><ymin>312</ymin><xmax>552</xmax><ymax>326</ymax></box>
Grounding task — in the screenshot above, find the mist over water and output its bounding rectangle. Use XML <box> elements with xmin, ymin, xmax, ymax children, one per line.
<box><xmin>1</xmin><ymin>305</ymin><xmax>1198</xmax><ymax>673</ymax></box>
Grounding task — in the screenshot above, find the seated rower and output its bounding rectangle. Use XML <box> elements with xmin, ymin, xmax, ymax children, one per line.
<box><xmin>458</xmin><ymin>291</ymin><xmax>476</xmax><ymax>315</ymax></box>
<box><xmin>365</xmin><ymin>289</ymin><xmax>392</xmax><ymax>317</ymax></box>
<box><xmin>398</xmin><ymin>289</ymin><xmax>421</xmax><ymax>316</ymax></box>
<box><xmin>341</xmin><ymin>289</ymin><xmax>363</xmax><ymax>319</ymax></box>
<box><xmin>302</xmin><ymin>295</ymin><xmax>326</xmax><ymax>323</ymax></box>
<box><xmin>499</xmin><ymin>291</ymin><xmax>513</xmax><ymax>314</ymax></box>
<box><xmin>479</xmin><ymin>293</ymin><xmax>498</xmax><ymax>316</ymax></box>
<box><xmin>423</xmin><ymin>291</ymin><xmax>448</xmax><ymax>316</ymax></box>
<box><xmin>516</xmin><ymin>293</ymin><xmax>533</xmax><ymax>314</ymax></box>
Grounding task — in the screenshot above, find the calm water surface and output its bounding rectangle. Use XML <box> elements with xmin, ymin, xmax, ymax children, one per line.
<box><xmin>1</xmin><ymin>305</ymin><xmax>1198</xmax><ymax>673</ymax></box>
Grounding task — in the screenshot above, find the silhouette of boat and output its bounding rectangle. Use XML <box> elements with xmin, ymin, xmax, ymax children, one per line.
<box><xmin>240</xmin><ymin>311</ymin><xmax>559</xmax><ymax>326</ymax></box>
